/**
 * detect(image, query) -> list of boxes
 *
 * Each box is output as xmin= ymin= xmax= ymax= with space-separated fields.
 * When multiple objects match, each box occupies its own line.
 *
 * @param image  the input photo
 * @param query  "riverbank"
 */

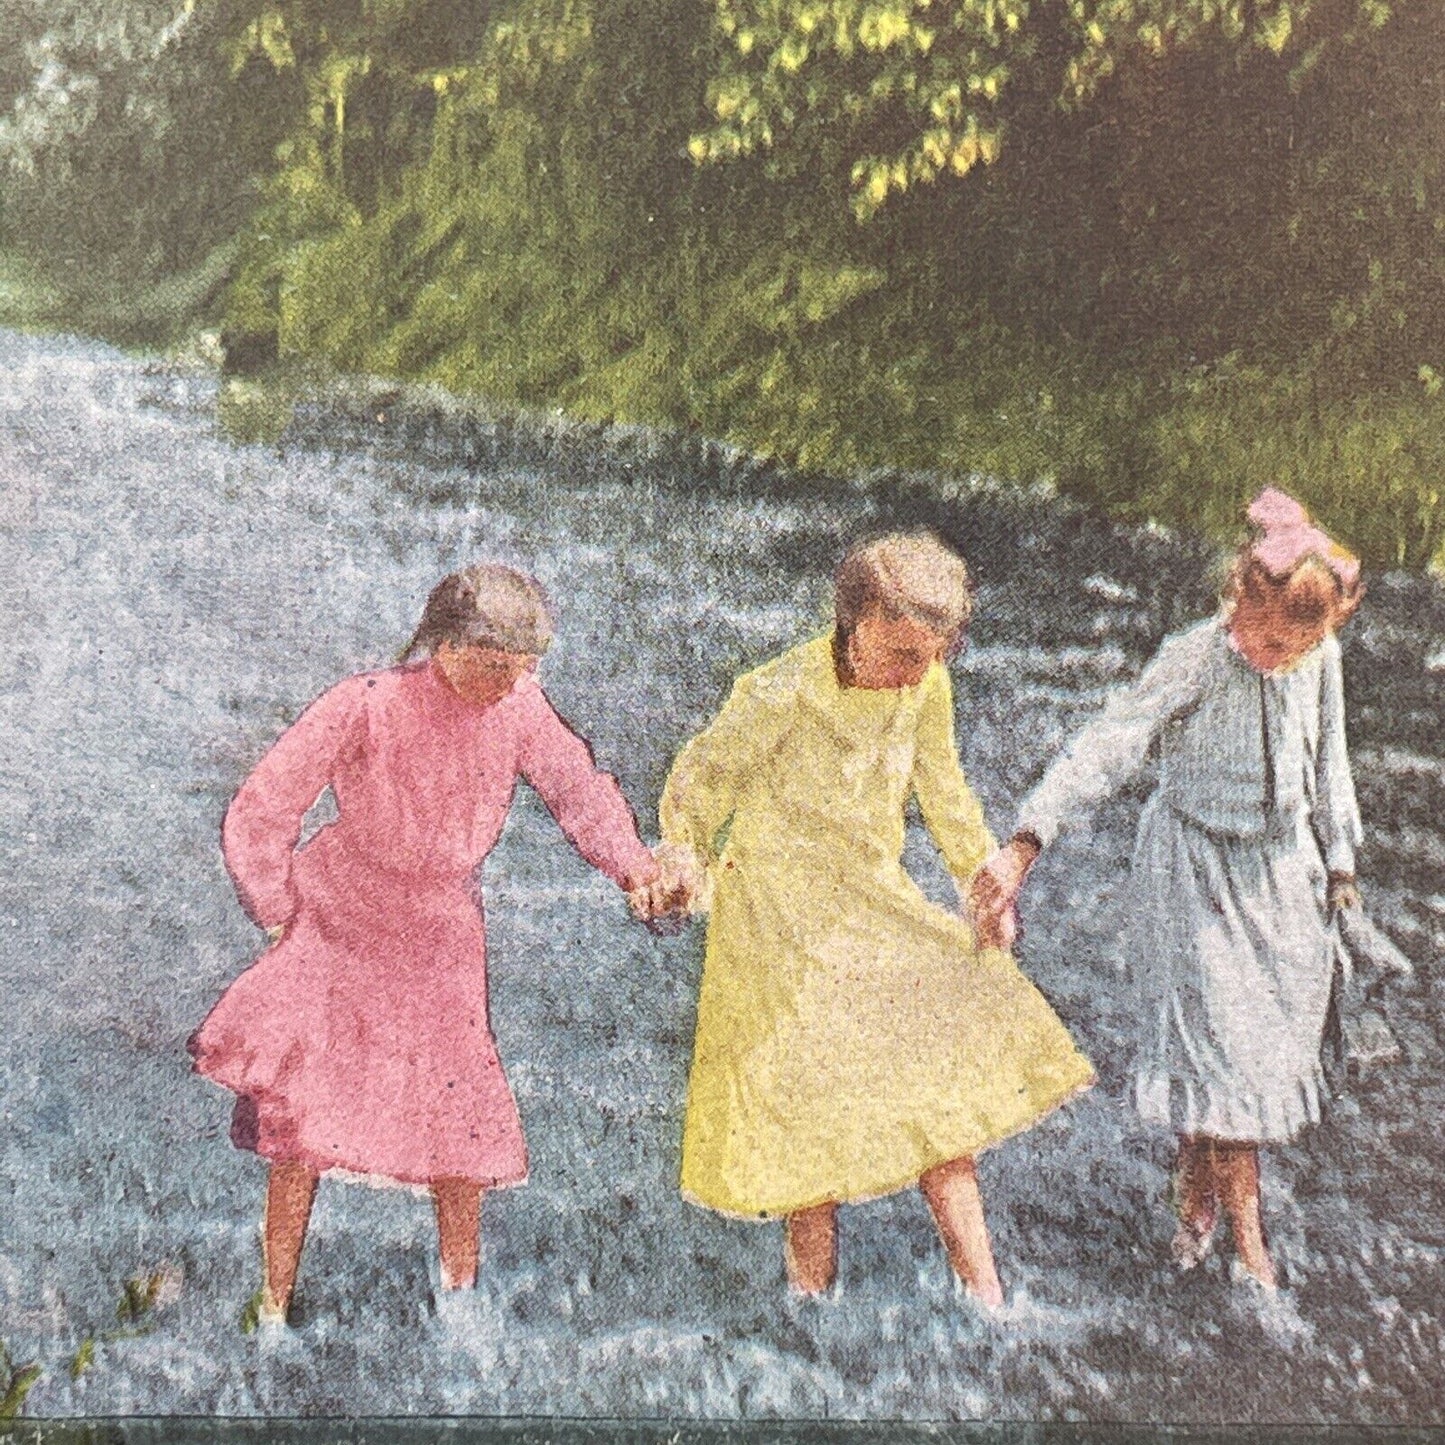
xmin=7 ymin=240 xmax=1443 ymax=580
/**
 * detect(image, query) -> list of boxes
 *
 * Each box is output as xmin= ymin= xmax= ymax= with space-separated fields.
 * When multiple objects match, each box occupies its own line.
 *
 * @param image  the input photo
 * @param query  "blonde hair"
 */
xmin=401 ymin=563 xmax=554 ymax=660
xmin=834 ymin=532 xmax=974 ymax=655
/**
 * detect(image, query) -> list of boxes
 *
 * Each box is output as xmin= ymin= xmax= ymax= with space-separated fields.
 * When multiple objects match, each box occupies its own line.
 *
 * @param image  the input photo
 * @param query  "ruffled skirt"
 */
xmin=1129 ymin=796 xmax=1334 ymax=1143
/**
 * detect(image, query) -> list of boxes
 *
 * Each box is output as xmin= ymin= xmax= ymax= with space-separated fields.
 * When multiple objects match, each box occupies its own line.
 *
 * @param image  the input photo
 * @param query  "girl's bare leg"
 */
xmin=1174 ymin=1136 xmax=1218 ymax=1228
xmin=433 ymin=1178 xmax=483 ymax=1290
xmin=920 ymin=1155 xmax=1004 ymax=1308
xmin=263 ymin=1160 xmax=319 ymax=1320
xmin=784 ymin=1202 xmax=838 ymax=1295
xmin=1170 ymin=1135 xmax=1219 ymax=1269
xmin=1213 ymin=1142 xmax=1276 ymax=1288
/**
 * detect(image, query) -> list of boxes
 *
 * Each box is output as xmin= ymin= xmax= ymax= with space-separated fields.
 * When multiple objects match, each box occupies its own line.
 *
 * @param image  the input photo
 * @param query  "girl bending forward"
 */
xmin=657 ymin=533 xmax=1094 ymax=1304
xmin=974 ymin=489 xmax=1364 ymax=1289
xmin=191 ymin=564 xmax=662 ymax=1324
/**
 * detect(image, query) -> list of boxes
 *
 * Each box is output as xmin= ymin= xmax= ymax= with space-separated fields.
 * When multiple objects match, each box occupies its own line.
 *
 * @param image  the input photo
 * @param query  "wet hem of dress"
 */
xmin=679 ymin=1066 xmax=1096 ymax=1220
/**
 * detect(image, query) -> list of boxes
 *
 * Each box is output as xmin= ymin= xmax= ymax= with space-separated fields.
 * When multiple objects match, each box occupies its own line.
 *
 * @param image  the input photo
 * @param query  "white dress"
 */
xmin=1017 ymin=617 xmax=1362 ymax=1142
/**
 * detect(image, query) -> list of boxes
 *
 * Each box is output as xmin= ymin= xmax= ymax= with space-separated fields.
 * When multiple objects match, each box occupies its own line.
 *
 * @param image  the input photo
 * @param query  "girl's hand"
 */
xmin=624 ymin=857 xmax=665 ymax=921
xmin=969 ymin=834 xmax=1040 ymax=923
xmin=1327 ymin=873 xmax=1361 ymax=916
xmin=627 ymin=844 xmax=703 ymax=924
xmin=967 ymin=834 xmax=1039 ymax=952
xmin=973 ymin=900 xmax=1018 ymax=952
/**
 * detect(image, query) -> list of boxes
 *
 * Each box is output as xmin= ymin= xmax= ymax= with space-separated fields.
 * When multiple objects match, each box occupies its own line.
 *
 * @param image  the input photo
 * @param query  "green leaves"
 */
xmin=694 ymin=0 xmax=1023 ymax=213
xmin=115 ymin=1269 xmax=180 ymax=1327
xmin=0 ymin=1342 xmax=41 ymax=1421
xmin=186 ymin=0 xmax=1443 ymax=578
xmin=233 ymin=8 xmax=296 ymax=74
xmin=238 ymin=1287 xmax=266 ymax=1335
xmin=58 ymin=1266 xmax=188 ymax=1392
xmin=68 ymin=1339 xmax=95 ymax=1382
xmin=690 ymin=0 xmax=1414 ymax=218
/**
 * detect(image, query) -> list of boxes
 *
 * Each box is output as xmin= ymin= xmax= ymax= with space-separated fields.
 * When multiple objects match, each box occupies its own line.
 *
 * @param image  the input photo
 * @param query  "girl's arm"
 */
xmin=1014 ymin=624 xmax=1211 ymax=849
xmin=1313 ymin=633 xmax=1363 ymax=880
xmin=911 ymin=663 xmax=997 ymax=887
xmin=516 ymin=684 xmax=658 ymax=891
xmin=221 ymin=675 xmax=370 ymax=931
xmin=658 ymin=661 xmax=796 ymax=862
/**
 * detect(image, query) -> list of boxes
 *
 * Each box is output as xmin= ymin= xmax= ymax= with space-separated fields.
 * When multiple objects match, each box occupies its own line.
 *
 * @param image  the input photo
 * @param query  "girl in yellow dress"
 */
xmin=655 ymin=533 xmax=1094 ymax=1303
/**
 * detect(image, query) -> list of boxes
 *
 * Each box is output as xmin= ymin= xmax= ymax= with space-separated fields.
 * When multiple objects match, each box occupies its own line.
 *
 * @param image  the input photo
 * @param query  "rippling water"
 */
xmin=1 ymin=330 xmax=1443 ymax=1422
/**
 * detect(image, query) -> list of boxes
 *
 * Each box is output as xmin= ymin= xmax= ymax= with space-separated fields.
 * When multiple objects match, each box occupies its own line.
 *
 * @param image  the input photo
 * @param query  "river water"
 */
xmin=1 ymin=329 xmax=1443 ymax=1422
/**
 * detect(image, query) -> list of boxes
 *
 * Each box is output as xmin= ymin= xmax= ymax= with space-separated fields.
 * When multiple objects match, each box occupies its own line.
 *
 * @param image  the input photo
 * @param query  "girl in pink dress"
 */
xmin=190 ymin=564 xmax=663 ymax=1325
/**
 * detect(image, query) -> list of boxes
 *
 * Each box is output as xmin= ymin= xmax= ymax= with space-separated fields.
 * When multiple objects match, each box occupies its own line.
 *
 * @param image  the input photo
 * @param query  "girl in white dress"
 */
xmin=972 ymin=489 xmax=1364 ymax=1289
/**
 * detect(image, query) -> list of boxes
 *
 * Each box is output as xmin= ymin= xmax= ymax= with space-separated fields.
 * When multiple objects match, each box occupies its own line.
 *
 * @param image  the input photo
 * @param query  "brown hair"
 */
xmin=834 ymin=532 xmax=974 ymax=656
xmin=400 ymin=563 xmax=554 ymax=661
xmin=1224 ymin=552 xmax=1361 ymax=630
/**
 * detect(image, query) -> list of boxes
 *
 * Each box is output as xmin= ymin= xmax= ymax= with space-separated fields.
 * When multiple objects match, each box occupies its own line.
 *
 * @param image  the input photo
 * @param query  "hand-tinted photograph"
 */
xmin=0 ymin=0 xmax=1441 ymax=1434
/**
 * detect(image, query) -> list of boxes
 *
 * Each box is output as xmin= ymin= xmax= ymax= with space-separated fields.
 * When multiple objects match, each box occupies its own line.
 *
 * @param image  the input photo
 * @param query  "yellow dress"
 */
xmin=660 ymin=635 xmax=1094 ymax=1217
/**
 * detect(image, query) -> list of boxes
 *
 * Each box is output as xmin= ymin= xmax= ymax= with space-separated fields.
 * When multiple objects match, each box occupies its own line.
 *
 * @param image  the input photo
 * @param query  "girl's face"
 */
xmin=433 ymin=640 xmax=539 ymax=708
xmin=1227 ymin=587 xmax=1334 ymax=674
xmin=844 ymin=607 xmax=948 ymax=689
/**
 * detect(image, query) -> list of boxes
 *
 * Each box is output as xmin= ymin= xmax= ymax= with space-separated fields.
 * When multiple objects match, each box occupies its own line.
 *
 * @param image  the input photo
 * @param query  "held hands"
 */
xmin=626 ymin=843 xmax=705 ymax=928
xmin=967 ymin=833 xmax=1042 ymax=951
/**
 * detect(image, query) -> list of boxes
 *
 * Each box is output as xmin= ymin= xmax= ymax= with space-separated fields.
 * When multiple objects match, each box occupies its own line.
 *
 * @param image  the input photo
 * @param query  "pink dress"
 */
xmin=190 ymin=660 xmax=654 ymax=1186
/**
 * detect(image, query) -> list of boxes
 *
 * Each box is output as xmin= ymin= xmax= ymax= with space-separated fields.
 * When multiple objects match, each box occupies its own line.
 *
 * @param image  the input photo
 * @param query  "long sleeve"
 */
xmin=517 ymin=685 xmax=655 ymax=890
xmin=911 ymin=663 xmax=996 ymax=884
xmin=1313 ymin=634 xmax=1363 ymax=875
xmin=659 ymin=662 xmax=797 ymax=860
xmin=1016 ymin=624 xmax=1211 ymax=848
xmin=221 ymin=675 xmax=369 ymax=930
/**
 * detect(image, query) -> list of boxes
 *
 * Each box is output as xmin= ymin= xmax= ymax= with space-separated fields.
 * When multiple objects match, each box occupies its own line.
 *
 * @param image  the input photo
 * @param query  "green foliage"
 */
xmin=116 ymin=1270 xmax=168 ymax=1327
xmin=690 ymin=0 xmax=1411 ymax=217
xmin=0 ymin=1342 xmax=41 ymax=1421
xmin=69 ymin=1339 xmax=95 ymax=1382
xmin=0 ymin=250 xmax=66 ymax=330
xmin=2 ymin=0 xmax=1442 ymax=570
xmin=47 ymin=1268 xmax=187 ymax=1392
xmin=238 ymin=1287 xmax=266 ymax=1334
xmin=0 ymin=0 xmax=292 ymax=330
xmin=1133 ymin=362 xmax=1445 ymax=571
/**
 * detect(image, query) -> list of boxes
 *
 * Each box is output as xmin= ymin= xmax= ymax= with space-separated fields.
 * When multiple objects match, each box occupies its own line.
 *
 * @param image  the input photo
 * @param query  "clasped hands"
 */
xmin=626 ymin=834 xmax=1043 ymax=950
xmin=967 ymin=833 xmax=1042 ymax=952
xmin=627 ymin=843 xmax=705 ymax=927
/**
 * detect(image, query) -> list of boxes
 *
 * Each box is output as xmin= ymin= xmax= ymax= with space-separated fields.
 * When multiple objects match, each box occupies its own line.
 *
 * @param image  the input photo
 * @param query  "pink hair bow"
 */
xmin=1247 ymin=488 xmax=1360 ymax=591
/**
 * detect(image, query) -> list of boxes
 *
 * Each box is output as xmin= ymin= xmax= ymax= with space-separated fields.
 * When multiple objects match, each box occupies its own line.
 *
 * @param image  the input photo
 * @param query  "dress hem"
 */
xmin=257 ymin=1149 xmax=531 ymax=1192
xmin=1133 ymin=1065 xmax=1325 ymax=1145
xmin=679 ymin=1067 xmax=1095 ymax=1219
xmin=194 ymin=1070 xmax=529 ymax=1189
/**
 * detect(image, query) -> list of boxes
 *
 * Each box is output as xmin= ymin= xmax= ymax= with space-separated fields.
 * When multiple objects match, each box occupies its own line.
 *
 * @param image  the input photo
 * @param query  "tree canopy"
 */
xmin=2 ymin=0 xmax=1441 ymax=565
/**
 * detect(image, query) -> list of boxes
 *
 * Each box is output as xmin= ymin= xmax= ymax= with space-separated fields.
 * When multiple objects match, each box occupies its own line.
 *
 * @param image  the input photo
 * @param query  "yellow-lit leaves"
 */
xmin=232 ymin=8 xmax=294 ymax=75
xmin=1257 ymin=4 xmax=1292 ymax=53
xmin=848 ymin=112 xmax=1001 ymax=216
xmin=692 ymin=0 xmax=1022 ymax=215
xmin=1061 ymin=0 xmax=1317 ymax=103
xmin=692 ymin=0 xmax=1333 ymax=217
xmin=428 ymin=66 xmax=471 ymax=96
